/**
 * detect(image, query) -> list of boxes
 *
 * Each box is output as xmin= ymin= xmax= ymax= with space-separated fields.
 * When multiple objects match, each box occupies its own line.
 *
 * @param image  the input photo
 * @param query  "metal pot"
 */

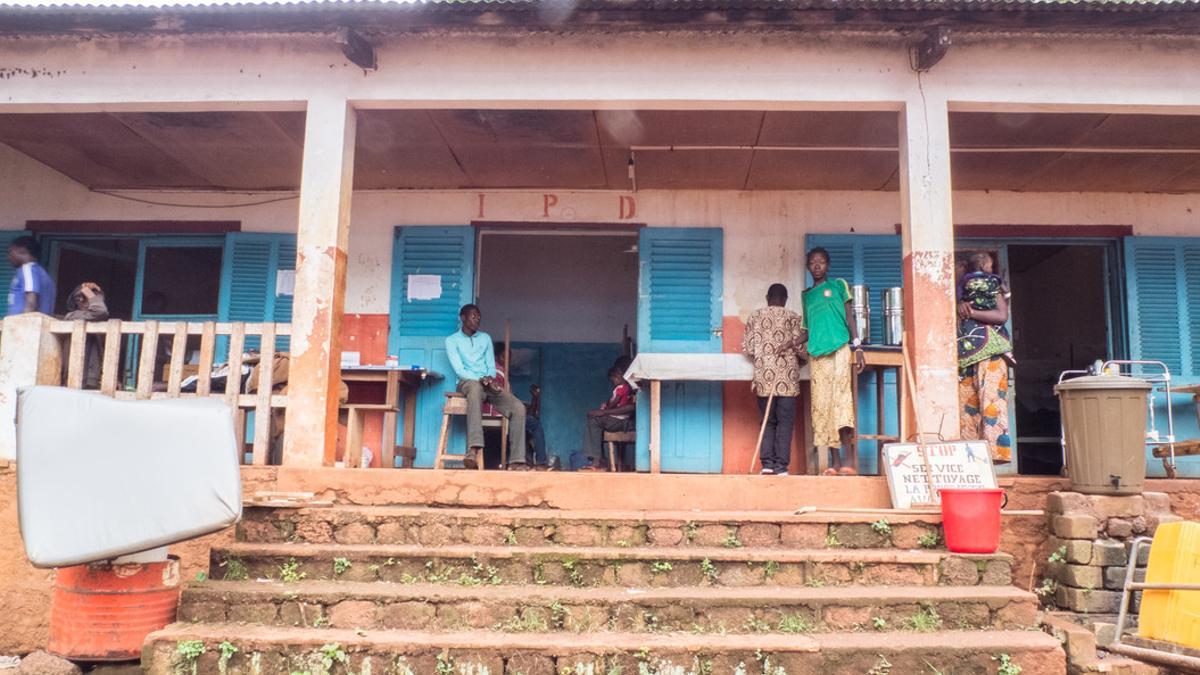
xmin=882 ymin=287 xmax=903 ymax=346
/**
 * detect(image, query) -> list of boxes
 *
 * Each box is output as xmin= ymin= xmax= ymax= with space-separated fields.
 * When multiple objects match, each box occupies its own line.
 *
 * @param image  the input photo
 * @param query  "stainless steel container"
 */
xmin=850 ymin=284 xmax=870 ymax=344
xmin=883 ymin=287 xmax=903 ymax=346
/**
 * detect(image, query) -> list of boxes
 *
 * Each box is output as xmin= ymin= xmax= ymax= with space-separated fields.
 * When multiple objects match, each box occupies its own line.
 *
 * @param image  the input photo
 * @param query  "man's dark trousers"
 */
xmin=757 ymin=396 xmax=796 ymax=473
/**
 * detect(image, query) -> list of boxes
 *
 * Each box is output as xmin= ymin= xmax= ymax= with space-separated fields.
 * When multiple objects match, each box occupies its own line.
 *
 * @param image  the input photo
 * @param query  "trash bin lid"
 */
xmin=1054 ymin=374 xmax=1154 ymax=394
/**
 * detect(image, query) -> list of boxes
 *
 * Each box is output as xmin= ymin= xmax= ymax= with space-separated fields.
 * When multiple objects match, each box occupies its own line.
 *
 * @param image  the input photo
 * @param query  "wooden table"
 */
xmin=851 ymin=346 xmax=909 ymax=473
xmin=625 ymin=353 xmax=778 ymax=474
xmin=340 ymin=366 xmax=441 ymax=468
xmin=1152 ymin=383 xmax=1200 ymax=468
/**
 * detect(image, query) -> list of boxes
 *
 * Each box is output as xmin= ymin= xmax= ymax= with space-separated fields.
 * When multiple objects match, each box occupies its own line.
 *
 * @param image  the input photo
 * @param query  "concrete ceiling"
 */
xmin=1 ymin=109 xmax=1199 ymax=193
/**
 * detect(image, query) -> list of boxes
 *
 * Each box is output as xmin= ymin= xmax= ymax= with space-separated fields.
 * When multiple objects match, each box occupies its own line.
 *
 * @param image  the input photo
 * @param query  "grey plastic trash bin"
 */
xmin=1054 ymin=375 xmax=1153 ymax=495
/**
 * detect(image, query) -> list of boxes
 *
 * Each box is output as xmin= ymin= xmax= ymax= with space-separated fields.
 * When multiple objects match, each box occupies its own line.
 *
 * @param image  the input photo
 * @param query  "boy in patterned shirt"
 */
xmin=742 ymin=283 xmax=808 ymax=475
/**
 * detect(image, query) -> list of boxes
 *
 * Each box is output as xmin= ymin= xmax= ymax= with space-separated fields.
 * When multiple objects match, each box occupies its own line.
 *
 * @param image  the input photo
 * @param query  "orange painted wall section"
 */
xmin=338 ymin=313 xmax=390 ymax=467
xmin=721 ymin=316 xmax=808 ymax=475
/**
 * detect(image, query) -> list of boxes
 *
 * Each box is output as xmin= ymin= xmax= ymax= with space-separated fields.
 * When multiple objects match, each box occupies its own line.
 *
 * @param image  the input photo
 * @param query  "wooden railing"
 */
xmin=43 ymin=319 xmax=291 ymax=465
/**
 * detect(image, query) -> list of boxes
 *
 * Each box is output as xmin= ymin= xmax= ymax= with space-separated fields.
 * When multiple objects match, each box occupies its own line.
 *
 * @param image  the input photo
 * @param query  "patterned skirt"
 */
xmin=810 ymin=344 xmax=856 ymax=449
xmin=958 ymin=356 xmax=1012 ymax=463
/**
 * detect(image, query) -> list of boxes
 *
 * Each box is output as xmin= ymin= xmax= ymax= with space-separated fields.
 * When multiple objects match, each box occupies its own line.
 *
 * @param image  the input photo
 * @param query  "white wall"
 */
xmin=3 ymin=142 xmax=1200 ymax=320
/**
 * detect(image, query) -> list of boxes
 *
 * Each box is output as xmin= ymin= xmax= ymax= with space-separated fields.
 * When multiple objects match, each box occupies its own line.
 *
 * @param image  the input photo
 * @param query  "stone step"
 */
xmin=180 ymin=580 xmax=1039 ymax=633
xmin=210 ymin=542 xmax=1012 ymax=588
xmin=239 ymin=505 xmax=945 ymax=550
xmin=143 ymin=624 xmax=1066 ymax=675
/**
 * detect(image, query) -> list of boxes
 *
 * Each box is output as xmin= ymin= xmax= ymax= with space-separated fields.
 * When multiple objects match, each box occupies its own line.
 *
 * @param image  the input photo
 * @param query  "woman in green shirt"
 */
xmin=803 ymin=247 xmax=866 ymax=475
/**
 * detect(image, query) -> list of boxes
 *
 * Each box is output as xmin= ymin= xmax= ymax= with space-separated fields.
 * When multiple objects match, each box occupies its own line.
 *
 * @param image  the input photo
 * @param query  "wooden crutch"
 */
xmin=749 ymin=391 xmax=776 ymax=474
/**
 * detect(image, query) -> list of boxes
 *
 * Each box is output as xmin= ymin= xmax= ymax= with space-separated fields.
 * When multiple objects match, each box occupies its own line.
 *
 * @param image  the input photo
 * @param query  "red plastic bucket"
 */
xmin=940 ymin=488 xmax=1007 ymax=554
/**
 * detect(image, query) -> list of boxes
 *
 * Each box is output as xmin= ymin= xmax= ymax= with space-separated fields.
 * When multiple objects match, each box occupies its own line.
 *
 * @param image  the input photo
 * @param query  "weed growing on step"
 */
xmin=220 ymin=556 xmax=248 ymax=581
xmin=743 ymin=616 xmax=771 ymax=633
xmin=505 ymin=528 xmax=518 ymax=546
xmin=805 ymin=578 xmax=825 ymax=588
xmin=825 ymin=532 xmax=841 ymax=548
xmin=865 ymin=655 xmax=892 ymax=675
xmin=313 ymin=616 xmax=330 ymax=628
xmin=923 ymin=659 xmax=945 ymax=675
xmin=994 ymin=653 xmax=1022 ymax=675
xmin=917 ymin=531 xmax=941 ymax=549
xmin=194 ymin=572 xmax=207 ymax=582
xmin=550 ymin=601 xmax=568 ymax=629
xmin=754 ymin=649 xmax=787 ymax=675
xmin=435 ymin=650 xmax=455 ymax=675
xmin=777 ymin=613 xmax=813 ymax=634
xmin=871 ymin=616 xmax=887 ymax=631
xmin=1048 ymin=545 xmax=1068 ymax=565
xmin=459 ymin=557 xmax=502 ymax=586
xmin=684 ymin=522 xmax=699 ymax=542
xmin=317 ymin=643 xmax=349 ymax=672
xmin=700 ymin=558 xmax=719 ymax=583
xmin=562 ymin=557 xmax=585 ymax=587
xmin=763 ymin=560 xmax=780 ymax=580
xmin=871 ymin=519 xmax=892 ymax=537
xmin=533 ymin=562 xmax=548 ymax=585
xmin=643 ymin=611 xmax=661 ymax=632
xmin=1034 ymin=577 xmax=1058 ymax=608
xmin=650 ymin=561 xmax=674 ymax=574
xmin=903 ymin=604 xmax=942 ymax=632
xmin=279 ymin=558 xmax=307 ymax=583
xmin=175 ymin=640 xmax=205 ymax=675
xmin=722 ymin=528 xmax=743 ymax=549
xmin=498 ymin=608 xmax=549 ymax=632
xmin=217 ymin=641 xmax=238 ymax=675
xmin=332 ymin=557 xmax=351 ymax=576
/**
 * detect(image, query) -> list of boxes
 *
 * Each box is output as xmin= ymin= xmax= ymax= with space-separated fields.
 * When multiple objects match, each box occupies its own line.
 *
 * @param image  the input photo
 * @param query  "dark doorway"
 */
xmin=1008 ymin=245 xmax=1110 ymax=475
xmin=50 ymin=238 xmax=139 ymax=318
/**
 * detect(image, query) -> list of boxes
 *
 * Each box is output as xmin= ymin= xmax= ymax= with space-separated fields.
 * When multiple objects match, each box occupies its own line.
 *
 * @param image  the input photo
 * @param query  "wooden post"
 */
xmin=898 ymin=96 xmax=960 ymax=440
xmin=0 ymin=313 xmax=62 ymax=459
xmin=282 ymin=96 xmax=357 ymax=467
xmin=649 ymin=380 xmax=662 ymax=474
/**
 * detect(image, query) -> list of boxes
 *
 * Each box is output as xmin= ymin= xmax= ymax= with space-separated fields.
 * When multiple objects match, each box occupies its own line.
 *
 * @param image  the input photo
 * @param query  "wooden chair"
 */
xmin=603 ymin=430 xmax=637 ymax=472
xmin=433 ymin=391 xmax=509 ymax=469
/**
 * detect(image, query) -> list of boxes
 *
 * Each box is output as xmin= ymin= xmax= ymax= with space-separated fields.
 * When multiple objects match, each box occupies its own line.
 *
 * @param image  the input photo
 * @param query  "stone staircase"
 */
xmin=143 ymin=506 xmax=1066 ymax=674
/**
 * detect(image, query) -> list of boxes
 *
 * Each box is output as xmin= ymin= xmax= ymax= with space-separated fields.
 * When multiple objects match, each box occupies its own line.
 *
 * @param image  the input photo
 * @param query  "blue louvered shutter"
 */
xmin=392 ymin=227 xmax=474 ymax=340
xmin=1124 ymin=237 xmax=1195 ymax=376
xmin=805 ymin=234 xmax=902 ymax=345
xmin=638 ymin=228 xmax=723 ymax=353
xmin=0 ymin=231 xmax=31 ymax=311
xmin=218 ymin=232 xmax=296 ymax=356
xmin=388 ymin=226 xmax=476 ymax=468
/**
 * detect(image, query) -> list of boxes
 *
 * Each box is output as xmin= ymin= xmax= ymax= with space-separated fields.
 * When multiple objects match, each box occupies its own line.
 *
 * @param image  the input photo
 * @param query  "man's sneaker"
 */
xmin=760 ymin=467 xmax=775 ymax=475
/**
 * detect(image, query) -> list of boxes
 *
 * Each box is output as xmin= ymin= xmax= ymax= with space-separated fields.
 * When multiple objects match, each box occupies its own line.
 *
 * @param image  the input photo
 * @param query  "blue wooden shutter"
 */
xmin=388 ymin=226 xmax=476 ymax=468
xmin=1124 ymin=237 xmax=1194 ymax=376
xmin=804 ymin=234 xmax=902 ymax=345
xmin=218 ymin=232 xmax=296 ymax=355
xmin=637 ymin=228 xmax=723 ymax=353
xmin=634 ymin=227 xmax=724 ymax=473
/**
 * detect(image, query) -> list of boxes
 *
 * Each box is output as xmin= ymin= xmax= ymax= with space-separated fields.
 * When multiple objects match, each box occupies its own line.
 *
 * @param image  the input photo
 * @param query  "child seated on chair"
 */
xmin=493 ymin=345 xmax=554 ymax=471
xmin=579 ymin=367 xmax=637 ymax=472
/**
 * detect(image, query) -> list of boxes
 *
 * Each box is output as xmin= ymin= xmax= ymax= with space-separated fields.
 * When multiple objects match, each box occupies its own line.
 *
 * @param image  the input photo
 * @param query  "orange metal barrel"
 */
xmin=48 ymin=556 xmax=181 ymax=661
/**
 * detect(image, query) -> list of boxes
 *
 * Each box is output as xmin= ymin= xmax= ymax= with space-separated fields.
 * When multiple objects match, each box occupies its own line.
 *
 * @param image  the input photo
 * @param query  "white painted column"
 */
xmin=898 ymin=95 xmax=960 ymax=440
xmin=0 ymin=314 xmax=63 ymax=459
xmin=281 ymin=97 xmax=356 ymax=467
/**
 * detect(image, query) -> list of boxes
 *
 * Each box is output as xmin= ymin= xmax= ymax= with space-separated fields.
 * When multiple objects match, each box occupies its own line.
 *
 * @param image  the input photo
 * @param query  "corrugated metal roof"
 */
xmin=0 ymin=0 xmax=1197 ymax=10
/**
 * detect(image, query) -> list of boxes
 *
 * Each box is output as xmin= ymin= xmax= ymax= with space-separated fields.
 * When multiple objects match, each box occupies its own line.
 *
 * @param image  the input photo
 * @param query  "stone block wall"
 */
xmin=1044 ymin=491 xmax=1182 ymax=615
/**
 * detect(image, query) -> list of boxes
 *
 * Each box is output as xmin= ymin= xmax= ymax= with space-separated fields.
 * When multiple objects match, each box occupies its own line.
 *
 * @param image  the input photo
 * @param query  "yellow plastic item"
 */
xmin=1139 ymin=521 xmax=1200 ymax=647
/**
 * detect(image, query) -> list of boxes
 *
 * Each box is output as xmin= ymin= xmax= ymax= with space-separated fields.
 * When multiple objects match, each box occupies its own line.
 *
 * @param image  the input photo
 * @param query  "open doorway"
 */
xmin=1007 ymin=244 xmax=1111 ymax=475
xmin=476 ymin=230 xmax=639 ymax=469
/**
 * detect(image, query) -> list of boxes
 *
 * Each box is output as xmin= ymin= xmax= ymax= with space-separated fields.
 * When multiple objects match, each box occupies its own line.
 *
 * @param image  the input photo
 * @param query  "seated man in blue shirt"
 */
xmin=7 ymin=236 xmax=56 ymax=316
xmin=445 ymin=304 xmax=528 ymax=470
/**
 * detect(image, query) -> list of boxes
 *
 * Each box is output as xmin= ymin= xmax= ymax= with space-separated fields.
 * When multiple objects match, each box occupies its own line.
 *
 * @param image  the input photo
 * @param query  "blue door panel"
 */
xmin=635 ymin=227 xmax=724 ymax=473
xmin=389 ymin=226 xmax=476 ymax=467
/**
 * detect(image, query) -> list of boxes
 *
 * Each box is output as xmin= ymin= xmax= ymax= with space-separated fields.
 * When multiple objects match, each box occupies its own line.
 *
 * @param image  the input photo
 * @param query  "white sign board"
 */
xmin=882 ymin=440 xmax=998 ymax=509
